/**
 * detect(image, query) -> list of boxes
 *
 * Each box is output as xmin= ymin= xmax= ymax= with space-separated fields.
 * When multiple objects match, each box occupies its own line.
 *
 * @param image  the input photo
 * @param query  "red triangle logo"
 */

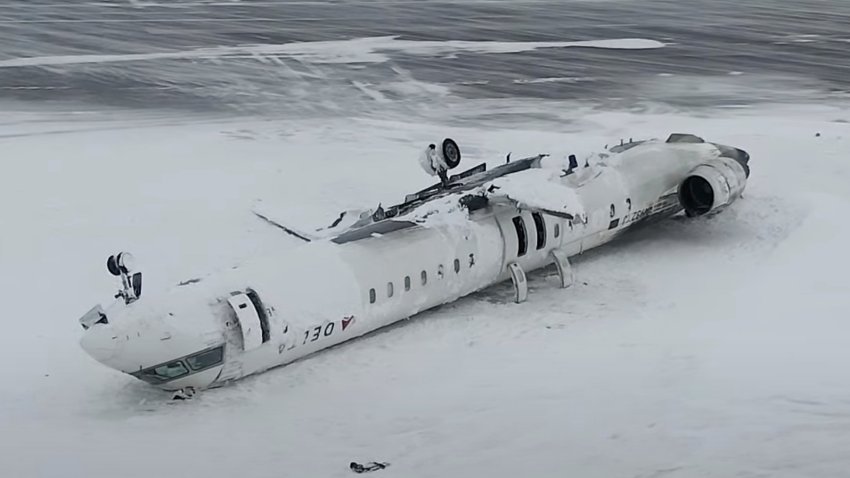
xmin=342 ymin=316 xmax=355 ymax=331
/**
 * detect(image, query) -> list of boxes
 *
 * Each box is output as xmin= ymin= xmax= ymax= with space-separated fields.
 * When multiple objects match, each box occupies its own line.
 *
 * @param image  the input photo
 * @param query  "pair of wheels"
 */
xmin=106 ymin=252 xmax=134 ymax=276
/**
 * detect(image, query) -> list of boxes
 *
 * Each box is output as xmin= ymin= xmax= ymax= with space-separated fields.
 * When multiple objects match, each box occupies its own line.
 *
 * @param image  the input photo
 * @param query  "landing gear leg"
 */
xmin=507 ymin=262 xmax=528 ymax=303
xmin=550 ymin=250 xmax=575 ymax=288
xmin=438 ymin=169 xmax=449 ymax=187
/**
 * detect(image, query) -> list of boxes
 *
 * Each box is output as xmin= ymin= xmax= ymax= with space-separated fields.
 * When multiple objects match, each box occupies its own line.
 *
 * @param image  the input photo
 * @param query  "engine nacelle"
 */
xmin=678 ymin=157 xmax=747 ymax=217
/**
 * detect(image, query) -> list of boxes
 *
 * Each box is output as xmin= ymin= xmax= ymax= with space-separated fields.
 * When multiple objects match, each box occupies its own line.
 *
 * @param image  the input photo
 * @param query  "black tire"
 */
xmin=106 ymin=255 xmax=121 ymax=276
xmin=441 ymin=138 xmax=461 ymax=169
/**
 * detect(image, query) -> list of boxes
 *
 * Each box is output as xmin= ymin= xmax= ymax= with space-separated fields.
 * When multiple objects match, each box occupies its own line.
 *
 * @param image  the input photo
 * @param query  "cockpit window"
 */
xmin=186 ymin=346 xmax=224 ymax=372
xmin=138 ymin=361 xmax=189 ymax=384
xmin=131 ymin=345 xmax=225 ymax=385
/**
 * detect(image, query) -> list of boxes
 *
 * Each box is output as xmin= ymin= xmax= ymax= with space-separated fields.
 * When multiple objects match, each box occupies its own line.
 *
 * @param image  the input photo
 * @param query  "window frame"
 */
xmin=404 ymin=276 xmax=411 ymax=291
xmin=143 ymin=361 xmax=189 ymax=383
xmin=186 ymin=345 xmax=225 ymax=372
xmin=133 ymin=360 xmax=189 ymax=385
xmin=129 ymin=344 xmax=227 ymax=385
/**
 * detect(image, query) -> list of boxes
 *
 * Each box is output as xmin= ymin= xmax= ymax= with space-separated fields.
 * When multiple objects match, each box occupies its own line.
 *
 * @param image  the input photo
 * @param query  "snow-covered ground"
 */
xmin=1 ymin=102 xmax=850 ymax=477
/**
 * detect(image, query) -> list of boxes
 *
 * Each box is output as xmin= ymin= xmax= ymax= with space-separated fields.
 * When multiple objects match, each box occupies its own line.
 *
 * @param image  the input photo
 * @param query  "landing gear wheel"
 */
xmin=441 ymin=138 xmax=461 ymax=169
xmin=106 ymin=255 xmax=121 ymax=276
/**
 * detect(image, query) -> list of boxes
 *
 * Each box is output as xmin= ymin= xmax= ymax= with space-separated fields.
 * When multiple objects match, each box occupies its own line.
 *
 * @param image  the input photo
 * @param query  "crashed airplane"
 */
xmin=78 ymin=133 xmax=750 ymax=394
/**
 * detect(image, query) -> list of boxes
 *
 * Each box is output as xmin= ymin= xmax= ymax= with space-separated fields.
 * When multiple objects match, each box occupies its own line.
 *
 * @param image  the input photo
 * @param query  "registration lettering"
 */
xmin=279 ymin=316 xmax=355 ymax=354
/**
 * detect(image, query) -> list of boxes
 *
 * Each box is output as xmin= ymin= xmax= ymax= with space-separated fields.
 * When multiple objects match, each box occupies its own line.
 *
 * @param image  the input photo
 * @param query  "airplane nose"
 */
xmin=79 ymin=323 xmax=123 ymax=365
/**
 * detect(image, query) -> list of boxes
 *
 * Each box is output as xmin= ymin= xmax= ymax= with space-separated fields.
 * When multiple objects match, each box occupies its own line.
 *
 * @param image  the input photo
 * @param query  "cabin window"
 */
xmin=532 ymin=212 xmax=546 ymax=250
xmin=421 ymin=271 xmax=428 ymax=286
xmin=437 ymin=264 xmax=444 ymax=279
xmin=387 ymin=282 xmax=394 ymax=298
xmin=610 ymin=204 xmax=616 ymax=217
xmin=454 ymin=259 xmax=460 ymax=273
xmin=554 ymin=223 xmax=561 ymax=238
xmin=512 ymin=216 xmax=527 ymax=257
xmin=369 ymin=288 xmax=376 ymax=304
xmin=404 ymin=276 xmax=411 ymax=291
xmin=186 ymin=346 xmax=224 ymax=372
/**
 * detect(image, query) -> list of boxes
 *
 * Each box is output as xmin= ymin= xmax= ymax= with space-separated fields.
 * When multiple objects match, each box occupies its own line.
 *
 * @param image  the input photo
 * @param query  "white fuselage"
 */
xmin=79 ymin=139 xmax=746 ymax=390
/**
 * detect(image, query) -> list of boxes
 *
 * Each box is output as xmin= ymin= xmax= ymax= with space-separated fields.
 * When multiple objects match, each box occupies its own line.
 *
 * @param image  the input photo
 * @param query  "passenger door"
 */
xmin=226 ymin=290 xmax=270 ymax=352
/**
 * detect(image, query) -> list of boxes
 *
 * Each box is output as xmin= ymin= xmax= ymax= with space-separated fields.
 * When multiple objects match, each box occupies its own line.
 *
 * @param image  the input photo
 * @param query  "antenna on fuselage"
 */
xmin=107 ymin=252 xmax=142 ymax=304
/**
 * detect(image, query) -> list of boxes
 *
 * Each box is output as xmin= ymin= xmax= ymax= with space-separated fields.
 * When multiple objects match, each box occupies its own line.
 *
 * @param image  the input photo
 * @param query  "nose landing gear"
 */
xmin=107 ymin=252 xmax=143 ymax=304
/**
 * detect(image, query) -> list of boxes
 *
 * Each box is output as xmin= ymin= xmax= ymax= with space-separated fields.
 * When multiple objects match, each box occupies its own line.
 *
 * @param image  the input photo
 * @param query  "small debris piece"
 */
xmin=350 ymin=462 xmax=390 ymax=474
xmin=172 ymin=387 xmax=196 ymax=401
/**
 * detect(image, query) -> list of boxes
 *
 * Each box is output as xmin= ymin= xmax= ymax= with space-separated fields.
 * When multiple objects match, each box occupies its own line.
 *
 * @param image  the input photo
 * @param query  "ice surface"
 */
xmin=1 ymin=103 xmax=850 ymax=478
xmin=0 ymin=36 xmax=665 ymax=68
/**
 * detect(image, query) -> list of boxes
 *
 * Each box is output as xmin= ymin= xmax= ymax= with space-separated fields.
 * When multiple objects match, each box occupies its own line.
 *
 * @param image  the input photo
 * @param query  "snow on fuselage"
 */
xmin=78 ymin=136 xmax=749 ymax=391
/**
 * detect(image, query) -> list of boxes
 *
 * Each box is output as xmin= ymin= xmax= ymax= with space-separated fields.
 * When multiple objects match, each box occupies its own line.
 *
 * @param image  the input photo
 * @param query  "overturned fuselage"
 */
xmin=78 ymin=133 xmax=750 ymax=391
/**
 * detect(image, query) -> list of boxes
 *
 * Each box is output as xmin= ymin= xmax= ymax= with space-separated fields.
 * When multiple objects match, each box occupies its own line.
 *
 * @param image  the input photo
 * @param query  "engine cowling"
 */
xmin=678 ymin=156 xmax=747 ymax=217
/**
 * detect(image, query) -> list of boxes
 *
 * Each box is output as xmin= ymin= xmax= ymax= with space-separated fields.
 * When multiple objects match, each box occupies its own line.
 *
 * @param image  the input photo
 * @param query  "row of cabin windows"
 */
xmin=368 ymin=257 xmax=468 ymax=304
xmin=368 ymin=212 xmax=569 ymax=303
xmin=514 ymin=212 xmax=559 ymax=257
